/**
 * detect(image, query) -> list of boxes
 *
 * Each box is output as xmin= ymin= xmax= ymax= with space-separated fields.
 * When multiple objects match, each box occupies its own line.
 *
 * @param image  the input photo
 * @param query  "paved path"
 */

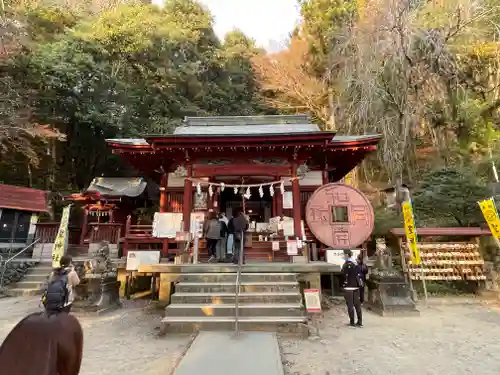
xmin=173 ymin=332 xmax=284 ymax=375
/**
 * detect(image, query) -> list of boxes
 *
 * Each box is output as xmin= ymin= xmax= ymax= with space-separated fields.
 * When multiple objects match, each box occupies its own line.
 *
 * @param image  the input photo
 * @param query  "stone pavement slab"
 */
xmin=173 ymin=331 xmax=284 ymax=375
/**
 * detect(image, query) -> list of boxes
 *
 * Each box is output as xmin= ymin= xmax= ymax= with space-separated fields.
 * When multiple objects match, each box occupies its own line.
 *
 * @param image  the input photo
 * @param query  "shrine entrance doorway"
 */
xmin=219 ymin=186 xmax=272 ymax=222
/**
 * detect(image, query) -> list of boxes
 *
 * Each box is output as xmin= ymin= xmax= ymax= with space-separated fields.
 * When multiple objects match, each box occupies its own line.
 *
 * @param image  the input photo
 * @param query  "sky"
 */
xmin=152 ymin=0 xmax=301 ymax=51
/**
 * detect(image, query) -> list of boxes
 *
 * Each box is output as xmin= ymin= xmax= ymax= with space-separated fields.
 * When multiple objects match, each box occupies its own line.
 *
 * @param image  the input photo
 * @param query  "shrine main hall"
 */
xmin=106 ymin=115 xmax=380 ymax=257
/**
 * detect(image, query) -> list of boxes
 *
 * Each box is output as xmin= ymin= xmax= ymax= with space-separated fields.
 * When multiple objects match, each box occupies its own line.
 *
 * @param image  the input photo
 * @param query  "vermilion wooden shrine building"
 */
xmin=35 ymin=115 xmax=381 ymax=262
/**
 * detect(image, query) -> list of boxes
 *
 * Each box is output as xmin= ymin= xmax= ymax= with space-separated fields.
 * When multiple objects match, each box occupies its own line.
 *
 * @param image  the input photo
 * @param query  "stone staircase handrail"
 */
xmin=234 ymin=230 xmax=245 ymax=337
xmin=0 ymin=238 xmax=41 ymax=290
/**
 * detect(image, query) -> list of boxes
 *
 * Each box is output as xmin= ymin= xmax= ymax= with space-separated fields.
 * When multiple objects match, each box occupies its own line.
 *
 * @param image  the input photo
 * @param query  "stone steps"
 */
xmin=177 ymin=272 xmax=297 ymax=283
xmin=162 ymin=272 xmax=307 ymax=335
xmin=161 ymin=316 xmax=308 ymax=334
xmin=175 ymin=281 xmax=299 ymax=294
xmin=165 ymin=303 xmax=304 ymax=317
xmin=5 ymin=263 xmax=53 ymax=297
xmin=171 ymin=292 xmax=303 ymax=304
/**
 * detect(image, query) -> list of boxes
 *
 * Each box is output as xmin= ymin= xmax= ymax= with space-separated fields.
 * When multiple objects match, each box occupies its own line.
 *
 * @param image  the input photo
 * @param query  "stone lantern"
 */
xmin=382 ymin=184 xmax=410 ymax=208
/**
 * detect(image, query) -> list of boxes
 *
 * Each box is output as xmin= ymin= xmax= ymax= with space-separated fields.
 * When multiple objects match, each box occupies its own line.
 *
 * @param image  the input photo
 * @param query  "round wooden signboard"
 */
xmin=305 ymin=183 xmax=374 ymax=249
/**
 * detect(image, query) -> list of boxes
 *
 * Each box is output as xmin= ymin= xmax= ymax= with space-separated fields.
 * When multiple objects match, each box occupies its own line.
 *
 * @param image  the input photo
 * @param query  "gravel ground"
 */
xmin=3 ymin=296 xmax=500 ymax=375
xmin=0 ymin=297 xmax=193 ymax=375
xmin=279 ymin=298 xmax=500 ymax=375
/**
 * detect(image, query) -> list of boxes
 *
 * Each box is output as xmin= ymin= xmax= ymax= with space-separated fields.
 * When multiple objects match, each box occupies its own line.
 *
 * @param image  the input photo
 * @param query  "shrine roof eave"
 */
xmin=106 ymin=131 xmax=337 ymax=150
xmin=145 ymin=131 xmax=336 ymax=147
xmin=106 ymin=133 xmax=381 ymax=152
xmin=327 ymin=134 xmax=382 ymax=149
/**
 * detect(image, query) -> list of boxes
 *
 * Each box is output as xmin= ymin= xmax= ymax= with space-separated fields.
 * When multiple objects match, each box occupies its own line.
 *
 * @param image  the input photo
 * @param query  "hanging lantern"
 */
xmin=269 ymin=184 xmax=275 ymax=197
xmin=220 ymin=182 xmax=225 ymax=192
xmin=279 ymin=181 xmax=285 ymax=194
xmin=234 ymin=186 xmax=239 ymax=194
xmin=259 ymin=185 xmax=264 ymax=198
xmin=196 ymin=183 xmax=202 ymax=195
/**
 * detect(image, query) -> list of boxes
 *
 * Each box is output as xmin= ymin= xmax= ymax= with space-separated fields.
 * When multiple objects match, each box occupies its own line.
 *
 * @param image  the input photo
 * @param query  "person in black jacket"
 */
xmin=357 ymin=254 xmax=368 ymax=304
xmin=341 ymin=249 xmax=363 ymax=327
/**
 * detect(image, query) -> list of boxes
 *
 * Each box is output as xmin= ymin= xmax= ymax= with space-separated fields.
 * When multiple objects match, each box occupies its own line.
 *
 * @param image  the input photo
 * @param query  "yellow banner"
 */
xmin=344 ymin=172 xmax=352 ymax=186
xmin=478 ymin=198 xmax=500 ymax=241
xmin=52 ymin=205 xmax=72 ymax=267
xmin=401 ymin=201 xmax=421 ymax=265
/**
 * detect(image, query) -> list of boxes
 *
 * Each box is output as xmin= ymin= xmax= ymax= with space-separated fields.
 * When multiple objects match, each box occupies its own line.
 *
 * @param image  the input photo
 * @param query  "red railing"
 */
xmin=35 ymin=223 xmax=81 ymax=244
xmin=35 ymin=222 xmax=121 ymax=244
xmin=88 ymin=223 xmax=122 ymax=244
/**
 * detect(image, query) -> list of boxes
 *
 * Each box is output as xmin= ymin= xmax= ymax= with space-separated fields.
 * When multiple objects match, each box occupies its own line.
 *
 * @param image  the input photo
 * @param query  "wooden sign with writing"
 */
xmin=304 ymin=289 xmax=322 ymax=313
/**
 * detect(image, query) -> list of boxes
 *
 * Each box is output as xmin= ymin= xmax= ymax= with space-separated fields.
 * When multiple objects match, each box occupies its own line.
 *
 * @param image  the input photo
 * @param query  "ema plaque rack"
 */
xmin=403 ymin=243 xmax=486 ymax=281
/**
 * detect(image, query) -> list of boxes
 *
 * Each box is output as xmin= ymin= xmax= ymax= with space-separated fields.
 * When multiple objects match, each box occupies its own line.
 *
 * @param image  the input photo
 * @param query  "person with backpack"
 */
xmin=216 ymin=212 xmax=229 ymax=262
xmin=341 ymin=249 xmax=363 ymax=327
xmin=42 ymin=255 xmax=80 ymax=315
xmin=357 ymin=253 xmax=369 ymax=304
xmin=228 ymin=208 xmax=249 ymax=264
xmin=204 ymin=212 xmax=222 ymax=263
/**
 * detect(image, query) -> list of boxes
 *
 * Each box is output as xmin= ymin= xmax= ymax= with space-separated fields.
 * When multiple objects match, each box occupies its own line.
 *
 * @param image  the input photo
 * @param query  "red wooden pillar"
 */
xmin=123 ymin=215 xmax=131 ymax=257
xmin=159 ymin=172 xmax=168 ymax=213
xmin=80 ymin=209 xmax=89 ymax=245
xmin=322 ymin=170 xmax=329 ymax=185
xmin=291 ymin=164 xmax=302 ymax=237
xmin=183 ymin=166 xmax=193 ymax=232
xmin=272 ymin=176 xmax=278 ymax=217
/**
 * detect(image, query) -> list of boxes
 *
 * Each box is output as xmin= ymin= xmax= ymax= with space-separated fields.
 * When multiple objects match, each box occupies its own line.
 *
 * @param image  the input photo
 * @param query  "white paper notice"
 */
xmin=286 ymin=240 xmax=298 ymax=255
xmin=152 ymin=212 xmax=182 ymax=238
xmin=283 ymin=191 xmax=293 ymax=209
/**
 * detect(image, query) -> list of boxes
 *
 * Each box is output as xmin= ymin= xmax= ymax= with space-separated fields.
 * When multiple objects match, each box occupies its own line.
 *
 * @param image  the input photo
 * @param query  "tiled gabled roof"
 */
xmin=174 ymin=114 xmax=321 ymax=136
xmin=0 ymin=184 xmax=49 ymax=212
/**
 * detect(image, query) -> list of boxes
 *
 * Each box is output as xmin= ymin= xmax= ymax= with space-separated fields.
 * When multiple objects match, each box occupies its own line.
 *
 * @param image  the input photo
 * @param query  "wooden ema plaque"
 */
xmin=305 ymin=183 xmax=374 ymax=249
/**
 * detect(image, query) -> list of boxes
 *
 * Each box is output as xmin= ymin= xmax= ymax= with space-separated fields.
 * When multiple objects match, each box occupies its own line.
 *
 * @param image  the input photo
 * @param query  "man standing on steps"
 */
xmin=341 ymin=249 xmax=363 ymax=327
xmin=228 ymin=208 xmax=249 ymax=264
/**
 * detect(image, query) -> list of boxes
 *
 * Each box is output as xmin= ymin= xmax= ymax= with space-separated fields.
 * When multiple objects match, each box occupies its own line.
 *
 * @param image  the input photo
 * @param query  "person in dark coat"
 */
xmin=228 ymin=208 xmax=248 ymax=264
xmin=341 ymin=249 xmax=363 ymax=327
xmin=357 ymin=254 xmax=368 ymax=304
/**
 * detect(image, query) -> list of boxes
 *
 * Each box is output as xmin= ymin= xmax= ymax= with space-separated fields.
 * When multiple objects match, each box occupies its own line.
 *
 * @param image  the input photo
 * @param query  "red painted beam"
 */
xmin=192 ymin=164 xmax=292 ymax=177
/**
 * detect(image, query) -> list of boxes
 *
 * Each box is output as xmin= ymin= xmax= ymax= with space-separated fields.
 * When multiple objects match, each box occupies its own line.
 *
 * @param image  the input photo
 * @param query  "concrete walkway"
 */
xmin=173 ymin=332 xmax=284 ymax=375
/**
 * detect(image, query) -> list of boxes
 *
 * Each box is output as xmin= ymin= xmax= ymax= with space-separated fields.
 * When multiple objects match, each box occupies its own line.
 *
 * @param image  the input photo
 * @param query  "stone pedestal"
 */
xmin=366 ymin=272 xmax=419 ymax=316
xmin=73 ymin=272 xmax=121 ymax=314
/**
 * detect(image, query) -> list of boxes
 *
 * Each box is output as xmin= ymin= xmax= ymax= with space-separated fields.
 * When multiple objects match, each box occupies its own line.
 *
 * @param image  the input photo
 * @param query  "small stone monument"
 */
xmin=366 ymin=238 xmax=419 ymax=316
xmin=73 ymin=241 xmax=121 ymax=314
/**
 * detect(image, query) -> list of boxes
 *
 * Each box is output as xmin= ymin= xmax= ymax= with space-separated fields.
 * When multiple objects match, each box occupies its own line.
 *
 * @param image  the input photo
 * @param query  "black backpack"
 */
xmin=42 ymin=270 xmax=69 ymax=311
xmin=219 ymin=221 xmax=228 ymax=237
